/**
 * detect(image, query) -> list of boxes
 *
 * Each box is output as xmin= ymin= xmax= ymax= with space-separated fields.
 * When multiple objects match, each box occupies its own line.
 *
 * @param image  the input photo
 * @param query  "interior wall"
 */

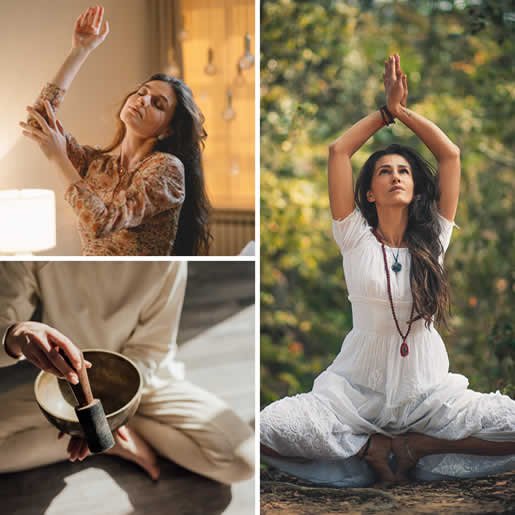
xmin=0 ymin=0 xmax=152 ymax=255
xmin=181 ymin=0 xmax=255 ymax=210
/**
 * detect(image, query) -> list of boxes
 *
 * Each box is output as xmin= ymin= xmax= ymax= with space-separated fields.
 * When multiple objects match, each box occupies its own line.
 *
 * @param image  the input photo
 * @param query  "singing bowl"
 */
xmin=34 ymin=349 xmax=142 ymax=438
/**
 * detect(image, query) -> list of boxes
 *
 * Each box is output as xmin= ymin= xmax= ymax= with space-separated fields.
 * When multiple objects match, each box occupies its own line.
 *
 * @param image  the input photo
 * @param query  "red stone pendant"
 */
xmin=400 ymin=340 xmax=409 ymax=357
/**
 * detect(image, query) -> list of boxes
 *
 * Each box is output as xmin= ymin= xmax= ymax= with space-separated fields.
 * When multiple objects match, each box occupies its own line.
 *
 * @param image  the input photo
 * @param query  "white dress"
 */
xmin=260 ymin=209 xmax=515 ymax=485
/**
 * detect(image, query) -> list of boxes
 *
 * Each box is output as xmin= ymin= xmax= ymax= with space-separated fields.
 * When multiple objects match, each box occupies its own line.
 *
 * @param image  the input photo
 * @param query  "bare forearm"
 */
xmin=393 ymin=106 xmax=459 ymax=160
xmin=329 ymin=110 xmax=385 ymax=156
xmin=50 ymin=47 xmax=91 ymax=91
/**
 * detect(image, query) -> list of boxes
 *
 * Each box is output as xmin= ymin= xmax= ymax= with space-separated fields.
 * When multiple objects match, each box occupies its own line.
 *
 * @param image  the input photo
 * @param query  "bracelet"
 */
xmin=380 ymin=105 xmax=396 ymax=126
xmin=379 ymin=108 xmax=388 ymax=127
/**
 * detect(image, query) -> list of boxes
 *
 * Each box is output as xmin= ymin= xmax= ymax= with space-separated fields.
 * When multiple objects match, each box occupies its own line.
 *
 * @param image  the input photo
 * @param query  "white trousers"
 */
xmin=0 ymin=380 xmax=254 ymax=485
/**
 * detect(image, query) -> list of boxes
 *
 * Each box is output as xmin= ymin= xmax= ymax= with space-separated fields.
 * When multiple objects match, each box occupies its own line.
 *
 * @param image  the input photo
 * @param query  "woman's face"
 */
xmin=120 ymin=80 xmax=177 ymax=140
xmin=367 ymin=154 xmax=415 ymax=208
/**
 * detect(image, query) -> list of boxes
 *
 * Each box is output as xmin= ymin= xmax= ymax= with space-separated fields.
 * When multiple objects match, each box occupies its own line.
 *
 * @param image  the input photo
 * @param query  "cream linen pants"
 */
xmin=0 ymin=379 xmax=254 ymax=484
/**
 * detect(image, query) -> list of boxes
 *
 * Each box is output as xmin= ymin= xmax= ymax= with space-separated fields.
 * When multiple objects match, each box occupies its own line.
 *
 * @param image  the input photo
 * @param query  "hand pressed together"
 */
xmin=383 ymin=53 xmax=408 ymax=115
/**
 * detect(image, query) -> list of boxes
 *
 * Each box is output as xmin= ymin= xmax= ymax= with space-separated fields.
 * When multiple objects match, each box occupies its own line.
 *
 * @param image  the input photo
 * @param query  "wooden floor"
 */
xmin=0 ymin=263 xmax=255 ymax=515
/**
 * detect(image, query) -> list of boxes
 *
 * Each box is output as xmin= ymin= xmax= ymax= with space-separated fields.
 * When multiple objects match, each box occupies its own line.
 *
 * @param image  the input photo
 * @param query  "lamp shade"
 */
xmin=0 ymin=189 xmax=56 ymax=254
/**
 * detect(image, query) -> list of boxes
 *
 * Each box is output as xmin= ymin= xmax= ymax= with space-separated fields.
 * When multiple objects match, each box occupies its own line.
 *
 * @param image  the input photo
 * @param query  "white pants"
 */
xmin=0 ymin=380 xmax=254 ymax=485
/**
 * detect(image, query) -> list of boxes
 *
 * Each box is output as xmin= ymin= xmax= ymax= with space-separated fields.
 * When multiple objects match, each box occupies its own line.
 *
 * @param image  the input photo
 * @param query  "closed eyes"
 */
xmin=137 ymin=88 xmax=166 ymax=110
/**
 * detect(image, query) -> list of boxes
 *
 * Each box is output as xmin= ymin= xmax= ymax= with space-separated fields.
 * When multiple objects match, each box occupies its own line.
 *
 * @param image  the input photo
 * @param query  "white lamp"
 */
xmin=0 ymin=189 xmax=56 ymax=255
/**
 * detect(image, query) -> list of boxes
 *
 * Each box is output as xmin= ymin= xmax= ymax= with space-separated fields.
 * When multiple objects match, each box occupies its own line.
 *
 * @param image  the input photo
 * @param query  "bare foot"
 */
xmin=358 ymin=434 xmax=396 ymax=484
xmin=391 ymin=432 xmax=423 ymax=481
xmin=106 ymin=425 xmax=160 ymax=480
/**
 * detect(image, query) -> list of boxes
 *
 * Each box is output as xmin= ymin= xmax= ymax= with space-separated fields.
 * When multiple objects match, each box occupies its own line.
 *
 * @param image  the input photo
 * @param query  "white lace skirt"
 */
xmin=260 ymin=372 xmax=515 ymax=485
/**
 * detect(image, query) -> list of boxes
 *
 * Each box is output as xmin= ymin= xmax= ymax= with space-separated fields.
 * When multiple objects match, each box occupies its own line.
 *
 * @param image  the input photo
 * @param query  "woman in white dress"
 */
xmin=260 ymin=54 xmax=515 ymax=485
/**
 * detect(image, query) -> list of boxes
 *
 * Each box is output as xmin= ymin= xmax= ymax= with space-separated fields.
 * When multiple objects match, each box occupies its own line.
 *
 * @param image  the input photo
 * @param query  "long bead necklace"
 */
xmin=373 ymin=229 xmax=415 ymax=357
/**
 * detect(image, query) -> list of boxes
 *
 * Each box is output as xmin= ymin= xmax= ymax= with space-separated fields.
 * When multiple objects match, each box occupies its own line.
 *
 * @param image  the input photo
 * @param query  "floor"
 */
xmin=0 ymin=263 xmax=255 ymax=515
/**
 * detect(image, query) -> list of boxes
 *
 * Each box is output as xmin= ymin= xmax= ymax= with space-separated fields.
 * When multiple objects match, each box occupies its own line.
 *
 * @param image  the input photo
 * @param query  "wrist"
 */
xmin=386 ymin=104 xmax=401 ymax=118
xmin=70 ymin=46 xmax=91 ymax=57
xmin=5 ymin=324 xmax=23 ymax=359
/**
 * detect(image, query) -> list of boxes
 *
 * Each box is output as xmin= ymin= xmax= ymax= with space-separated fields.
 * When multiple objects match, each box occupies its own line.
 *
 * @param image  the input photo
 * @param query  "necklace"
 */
xmin=373 ymin=229 xmax=415 ymax=357
xmin=391 ymin=247 xmax=402 ymax=273
xmin=375 ymin=228 xmax=403 ymax=273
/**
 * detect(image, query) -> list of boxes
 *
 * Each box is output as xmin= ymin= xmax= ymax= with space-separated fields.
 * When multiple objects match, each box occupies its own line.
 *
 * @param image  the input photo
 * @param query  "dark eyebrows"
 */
xmin=376 ymin=164 xmax=411 ymax=172
xmin=140 ymin=85 xmax=170 ymax=106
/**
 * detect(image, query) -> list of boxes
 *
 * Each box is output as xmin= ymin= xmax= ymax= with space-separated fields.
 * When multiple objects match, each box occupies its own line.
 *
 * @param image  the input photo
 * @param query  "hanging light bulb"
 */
xmin=233 ymin=62 xmax=246 ymax=87
xmin=204 ymin=48 xmax=217 ymax=75
xmin=222 ymin=89 xmax=236 ymax=121
xmin=166 ymin=47 xmax=181 ymax=77
xmin=178 ymin=15 xmax=187 ymax=41
xmin=238 ymin=33 xmax=254 ymax=70
xmin=230 ymin=159 xmax=240 ymax=176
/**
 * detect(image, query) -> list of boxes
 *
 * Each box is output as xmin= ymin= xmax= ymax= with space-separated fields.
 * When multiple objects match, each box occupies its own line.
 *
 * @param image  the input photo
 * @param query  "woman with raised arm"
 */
xmin=260 ymin=54 xmax=515 ymax=486
xmin=20 ymin=6 xmax=211 ymax=256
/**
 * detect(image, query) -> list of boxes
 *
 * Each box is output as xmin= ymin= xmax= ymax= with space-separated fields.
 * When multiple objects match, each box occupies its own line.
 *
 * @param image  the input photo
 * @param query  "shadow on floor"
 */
xmin=0 ymin=455 xmax=231 ymax=515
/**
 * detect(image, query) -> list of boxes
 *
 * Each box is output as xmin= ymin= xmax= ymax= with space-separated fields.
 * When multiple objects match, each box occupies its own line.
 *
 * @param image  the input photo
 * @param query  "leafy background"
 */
xmin=260 ymin=0 xmax=514 ymax=407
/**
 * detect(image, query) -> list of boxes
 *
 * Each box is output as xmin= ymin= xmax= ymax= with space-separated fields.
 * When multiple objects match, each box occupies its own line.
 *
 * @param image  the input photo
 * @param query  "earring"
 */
xmin=158 ymin=133 xmax=166 ymax=141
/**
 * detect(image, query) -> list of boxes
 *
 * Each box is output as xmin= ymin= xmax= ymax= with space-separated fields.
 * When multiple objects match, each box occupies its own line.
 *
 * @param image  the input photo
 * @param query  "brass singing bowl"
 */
xmin=34 ymin=349 xmax=142 ymax=438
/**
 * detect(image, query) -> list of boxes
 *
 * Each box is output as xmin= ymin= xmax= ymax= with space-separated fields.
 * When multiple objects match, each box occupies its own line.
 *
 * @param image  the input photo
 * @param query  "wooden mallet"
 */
xmin=60 ymin=350 xmax=115 ymax=453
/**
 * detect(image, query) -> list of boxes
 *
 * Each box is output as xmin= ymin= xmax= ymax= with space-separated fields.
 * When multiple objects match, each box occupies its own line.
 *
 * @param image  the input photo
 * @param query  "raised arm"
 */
xmin=328 ymin=112 xmax=385 ymax=220
xmin=328 ymin=57 xmax=409 ymax=221
xmin=385 ymin=54 xmax=461 ymax=222
xmin=27 ymin=6 xmax=109 ymax=126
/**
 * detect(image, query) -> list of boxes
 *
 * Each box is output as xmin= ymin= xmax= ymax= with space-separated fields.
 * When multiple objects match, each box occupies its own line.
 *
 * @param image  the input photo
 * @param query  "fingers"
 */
xmin=43 ymin=100 xmax=57 ymax=130
xmin=116 ymin=425 xmax=130 ymax=442
xmin=93 ymin=6 xmax=104 ymax=30
xmin=56 ymin=119 xmax=65 ymax=135
xmin=25 ymin=106 xmax=50 ymax=134
xmin=394 ymin=54 xmax=401 ymax=78
xmin=67 ymin=436 xmax=90 ymax=462
xmin=48 ymin=345 xmax=80 ymax=384
xmin=86 ymin=7 xmax=95 ymax=27
xmin=46 ymin=328 xmax=83 ymax=371
xmin=19 ymin=123 xmax=46 ymax=142
xmin=100 ymin=20 xmax=110 ymax=38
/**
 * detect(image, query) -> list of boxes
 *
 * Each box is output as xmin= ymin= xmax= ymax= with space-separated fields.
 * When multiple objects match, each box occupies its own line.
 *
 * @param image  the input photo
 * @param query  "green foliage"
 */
xmin=261 ymin=0 xmax=515 ymax=407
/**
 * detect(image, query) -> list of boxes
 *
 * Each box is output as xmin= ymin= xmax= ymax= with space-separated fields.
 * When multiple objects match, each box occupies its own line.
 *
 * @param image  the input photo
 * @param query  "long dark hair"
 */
xmin=354 ymin=143 xmax=451 ymax=329
xmin=101 ymin=74 xmax=212 ymax=255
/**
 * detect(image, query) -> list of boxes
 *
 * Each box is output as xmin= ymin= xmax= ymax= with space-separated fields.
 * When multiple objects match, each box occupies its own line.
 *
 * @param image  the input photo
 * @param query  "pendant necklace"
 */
xmin=373 ymin=229 xmax=415 ymax=357
xmin=391 ymin=247 xmax=402 ymax=273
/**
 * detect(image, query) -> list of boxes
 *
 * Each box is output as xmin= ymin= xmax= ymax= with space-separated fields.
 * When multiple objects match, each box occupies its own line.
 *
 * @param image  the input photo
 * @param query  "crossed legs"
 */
xmin=0 ymin=380 xmax=254 ymax=485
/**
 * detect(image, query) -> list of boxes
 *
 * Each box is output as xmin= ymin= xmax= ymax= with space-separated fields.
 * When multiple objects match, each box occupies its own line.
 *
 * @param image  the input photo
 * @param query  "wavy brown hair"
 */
xmin=354 ymin=143 xmax=451 ymax=329
xmin=100 ymin=74 xmax=212 ymax=255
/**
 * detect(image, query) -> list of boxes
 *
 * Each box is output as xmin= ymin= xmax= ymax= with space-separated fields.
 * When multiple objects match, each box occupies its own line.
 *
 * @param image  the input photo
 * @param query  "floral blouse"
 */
xmin=28 ymin=83 xmax=185 ymax=256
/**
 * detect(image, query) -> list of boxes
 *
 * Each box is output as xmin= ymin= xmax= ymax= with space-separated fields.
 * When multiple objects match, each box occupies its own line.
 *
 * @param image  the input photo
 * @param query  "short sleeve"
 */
xmin=331 ymin=208 xmax=370 ymax=254
xmin=437 ymin=212 xmax=458 ymax=255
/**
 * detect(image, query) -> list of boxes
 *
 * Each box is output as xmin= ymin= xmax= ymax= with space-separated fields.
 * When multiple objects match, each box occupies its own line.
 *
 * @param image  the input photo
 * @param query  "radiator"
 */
xmin=210 ymin=208 xmax=255 ymax=256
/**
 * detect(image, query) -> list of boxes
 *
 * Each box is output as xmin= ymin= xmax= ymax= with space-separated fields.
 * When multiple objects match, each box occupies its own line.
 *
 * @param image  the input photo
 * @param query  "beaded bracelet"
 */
xmin=380 ymin=105 xmax=396 ymax=126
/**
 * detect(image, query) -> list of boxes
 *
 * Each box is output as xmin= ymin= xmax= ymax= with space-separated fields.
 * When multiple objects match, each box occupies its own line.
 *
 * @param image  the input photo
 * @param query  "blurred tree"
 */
xmin=261 ymin=0 xmax=514 ymax=407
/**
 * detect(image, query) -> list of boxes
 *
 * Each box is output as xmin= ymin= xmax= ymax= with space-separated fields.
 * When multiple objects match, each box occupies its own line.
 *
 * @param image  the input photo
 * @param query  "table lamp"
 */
xmin=0 ymin=189 xmax=56 ymax=255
